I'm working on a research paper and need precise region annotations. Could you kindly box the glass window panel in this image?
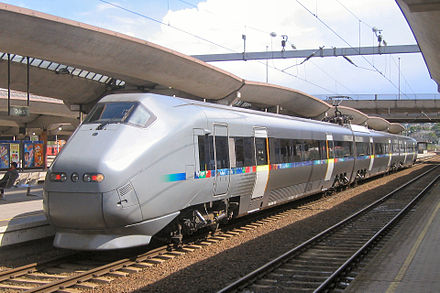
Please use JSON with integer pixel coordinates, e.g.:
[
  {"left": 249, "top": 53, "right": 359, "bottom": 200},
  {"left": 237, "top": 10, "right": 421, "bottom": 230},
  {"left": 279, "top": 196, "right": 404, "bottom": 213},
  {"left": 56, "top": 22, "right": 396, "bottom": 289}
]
[
  {"left": 215, "top": 136, "right": 229, "bottom": 169},
  {"left": 255, "top": 138, "right": 268, "bottom": 165},
  {"left": 198, "top": 135, "right": 214, "bottom": 171}
]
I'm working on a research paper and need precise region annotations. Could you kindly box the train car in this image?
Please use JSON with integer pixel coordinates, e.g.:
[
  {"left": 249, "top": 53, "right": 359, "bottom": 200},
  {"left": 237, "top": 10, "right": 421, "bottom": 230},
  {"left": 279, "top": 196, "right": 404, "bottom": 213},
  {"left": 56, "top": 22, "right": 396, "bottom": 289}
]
[{"left": 43, "top": 93, "right": 417, "bottom": 250}]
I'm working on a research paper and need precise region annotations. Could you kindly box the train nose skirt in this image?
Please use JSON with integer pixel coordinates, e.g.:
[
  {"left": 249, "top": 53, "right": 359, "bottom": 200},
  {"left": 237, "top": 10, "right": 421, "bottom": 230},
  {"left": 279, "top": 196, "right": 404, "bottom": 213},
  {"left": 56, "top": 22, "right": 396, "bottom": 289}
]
[{"left": 54, "top": 232, "right": 151, "bottom": 250}]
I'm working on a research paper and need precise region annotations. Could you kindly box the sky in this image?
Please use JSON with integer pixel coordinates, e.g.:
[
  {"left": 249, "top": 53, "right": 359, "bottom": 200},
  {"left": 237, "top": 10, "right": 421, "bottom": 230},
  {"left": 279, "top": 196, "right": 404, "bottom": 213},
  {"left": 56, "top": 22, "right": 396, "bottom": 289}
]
[{"left": 2, "top": 0, "right": 439, "bottom": 98}]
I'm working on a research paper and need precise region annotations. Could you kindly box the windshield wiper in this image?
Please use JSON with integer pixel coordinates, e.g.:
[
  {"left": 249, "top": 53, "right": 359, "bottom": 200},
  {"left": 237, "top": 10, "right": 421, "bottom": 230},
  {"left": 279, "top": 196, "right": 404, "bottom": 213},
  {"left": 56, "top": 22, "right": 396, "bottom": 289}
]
[{"left": 96, "top": 121, "right": 112, "bottom": 130}]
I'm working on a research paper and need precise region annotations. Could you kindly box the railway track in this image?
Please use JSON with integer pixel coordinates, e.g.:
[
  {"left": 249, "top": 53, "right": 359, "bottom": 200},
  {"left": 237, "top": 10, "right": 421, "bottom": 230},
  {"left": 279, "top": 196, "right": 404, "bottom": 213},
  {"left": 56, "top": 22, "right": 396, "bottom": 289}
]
[
  {"left": 0, "top": 201, "right": 318, "bottom": 292},
  {"left": 0, "top": 165, "right": 435, "bottom": 292},
  {"left": 218, "top": 165, "right": 440, "bottom": 293}
]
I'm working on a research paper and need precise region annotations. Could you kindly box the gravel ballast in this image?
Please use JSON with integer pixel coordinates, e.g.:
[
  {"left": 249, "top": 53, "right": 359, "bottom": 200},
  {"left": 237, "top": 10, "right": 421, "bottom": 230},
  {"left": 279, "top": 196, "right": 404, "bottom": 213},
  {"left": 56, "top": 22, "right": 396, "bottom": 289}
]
[{"left": 87, "top": 163, "right": 436, "bottom": 293}]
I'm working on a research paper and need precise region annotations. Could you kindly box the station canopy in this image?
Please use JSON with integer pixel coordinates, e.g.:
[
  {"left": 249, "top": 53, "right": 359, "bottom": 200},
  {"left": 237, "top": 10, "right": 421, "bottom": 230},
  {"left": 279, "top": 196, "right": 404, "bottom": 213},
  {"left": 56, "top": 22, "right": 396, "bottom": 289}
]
[
  {"left": 0, "top": 3, "right": 404, "bottom": 134},
  {"left": 397, "top": 0, "right": 440, "bottom": 91}
]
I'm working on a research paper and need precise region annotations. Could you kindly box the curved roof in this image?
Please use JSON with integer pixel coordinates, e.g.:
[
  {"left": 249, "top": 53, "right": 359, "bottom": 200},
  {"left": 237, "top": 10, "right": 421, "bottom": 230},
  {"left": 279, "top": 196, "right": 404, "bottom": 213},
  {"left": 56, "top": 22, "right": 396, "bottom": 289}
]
[
  {"left": 326, "top": 105, "right": 369, "bottom": 125},
  {"left": 0, "top": 3, "right": 244, "bottom": 105},
  {"left": 397, "top": 0, "right": 440, "bottom": 89},
  {"left": 388, "top": 123, "right": 406, "bottom": 134},
  {"left": 240, "top": 81, "right": 331, "bottom": 118},
  {"left": 366, "top": 116, "right": 391, "bottom": 131},
  {"left": 0, "top": 3, "right": 405, "bottom": 135},
  {"left": 0, "top": 91, "right": 78, "bottom": 135}
]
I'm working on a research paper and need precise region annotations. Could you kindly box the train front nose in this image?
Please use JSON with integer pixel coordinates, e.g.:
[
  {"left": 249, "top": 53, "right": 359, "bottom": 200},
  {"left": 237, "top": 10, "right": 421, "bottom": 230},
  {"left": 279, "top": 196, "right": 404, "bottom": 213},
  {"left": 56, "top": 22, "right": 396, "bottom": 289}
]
[
  {"left": 44, "top": 179, "right": 142, "bottom": 230},
  {"left": 43, "top": 169, "right": 146, "bottom": 250}
]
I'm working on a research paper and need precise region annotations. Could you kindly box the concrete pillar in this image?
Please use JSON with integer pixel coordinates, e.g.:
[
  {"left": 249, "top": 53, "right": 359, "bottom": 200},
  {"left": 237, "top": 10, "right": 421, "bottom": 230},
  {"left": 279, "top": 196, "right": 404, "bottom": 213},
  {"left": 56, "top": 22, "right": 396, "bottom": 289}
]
[{"left": 40, "top": 129, "right": 48, "bottom": 169}]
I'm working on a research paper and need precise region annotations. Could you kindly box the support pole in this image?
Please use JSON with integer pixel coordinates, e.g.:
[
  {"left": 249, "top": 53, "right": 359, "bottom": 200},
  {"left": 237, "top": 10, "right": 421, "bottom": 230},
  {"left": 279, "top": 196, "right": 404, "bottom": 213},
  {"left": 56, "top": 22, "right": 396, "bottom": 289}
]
[
  {"left": 7, "top": 53, "right": 11, "bottom": 116},
  {"left": 398, "top": 57, "right": 401, "bottom": 100},
  {"left": 27, "top": 56, "right": 30, "bottom": 106}
]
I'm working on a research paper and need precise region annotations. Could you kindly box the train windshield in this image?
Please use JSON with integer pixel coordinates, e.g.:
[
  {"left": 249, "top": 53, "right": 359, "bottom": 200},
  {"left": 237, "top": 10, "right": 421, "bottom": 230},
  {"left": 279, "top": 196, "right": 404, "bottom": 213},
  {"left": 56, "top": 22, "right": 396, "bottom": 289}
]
[{"left": 84, "top": 102, "right": 153, "bottom": 127}]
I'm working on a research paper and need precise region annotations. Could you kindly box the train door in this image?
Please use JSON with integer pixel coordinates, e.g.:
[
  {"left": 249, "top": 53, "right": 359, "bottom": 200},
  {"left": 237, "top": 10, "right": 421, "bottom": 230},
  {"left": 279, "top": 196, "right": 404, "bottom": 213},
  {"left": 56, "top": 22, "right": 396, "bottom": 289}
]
[
  {"left": 213, "top": 124, "right": 230, "bottom": 196},
  {"left": 403, "top": 141, "right": 408, "bottom": 165},
  {"left": 251, "top": 128, "right": 269, "bottom": 199},
  {"left": 387, "top": 139, "right": 392, "bottom": 169},
  {"left": 368, "top": 137, "right": 374, "bottom": 171},
  {"left": 324, "top": 134, "right": 334, "bottom": 181}
]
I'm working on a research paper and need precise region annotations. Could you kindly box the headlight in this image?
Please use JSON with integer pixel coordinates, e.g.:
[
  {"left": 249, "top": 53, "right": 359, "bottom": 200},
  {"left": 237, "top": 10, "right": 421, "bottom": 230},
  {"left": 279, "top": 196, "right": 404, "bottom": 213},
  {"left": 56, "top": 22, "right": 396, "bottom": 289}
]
[
  {"left": 71, "top": 173, "right": 79, "bottom": 182},
  {"left": 83, "top": 173, "right": 105, "bottom": 183},
  {"left": 49, "top": 172, "right": 67, "bottom": 182}
]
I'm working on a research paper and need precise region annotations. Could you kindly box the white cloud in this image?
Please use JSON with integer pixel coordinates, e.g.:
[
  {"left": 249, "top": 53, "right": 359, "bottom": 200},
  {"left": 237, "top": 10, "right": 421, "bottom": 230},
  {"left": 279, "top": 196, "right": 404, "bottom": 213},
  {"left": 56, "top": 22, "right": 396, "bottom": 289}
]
[
  {"left": 140, "top": 0, "right": 434, "bottom": 95},
  {"left": 81, "top": 0, "right": 437, "bottom": 95}
]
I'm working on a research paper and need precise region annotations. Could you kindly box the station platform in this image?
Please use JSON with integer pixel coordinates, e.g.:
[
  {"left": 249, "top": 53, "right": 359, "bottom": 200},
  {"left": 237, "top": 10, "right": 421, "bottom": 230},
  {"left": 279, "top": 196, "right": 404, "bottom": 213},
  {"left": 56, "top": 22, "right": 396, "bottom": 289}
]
[
  {"left": 346, "top": 180, "right": 440, "bottom": 292},
  {"left": 0, "top": 185, "right": 54, "bottom": 247}
]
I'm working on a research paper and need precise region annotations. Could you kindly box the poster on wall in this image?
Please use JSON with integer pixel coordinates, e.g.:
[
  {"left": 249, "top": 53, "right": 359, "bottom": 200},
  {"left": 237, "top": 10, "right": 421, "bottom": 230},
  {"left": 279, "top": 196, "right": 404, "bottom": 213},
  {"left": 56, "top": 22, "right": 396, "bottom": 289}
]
[
  {"left": 0, "top": 144, "right": 10, "bottom": 169},
  {"left": 10, "top": 143, "right": 20, "bottom": 166},
  {"left": 34, "top": 143, "right": 44, "bottom": 168},
  {"left": 23, "top": 142, "right": 34, "bottom": 168}
]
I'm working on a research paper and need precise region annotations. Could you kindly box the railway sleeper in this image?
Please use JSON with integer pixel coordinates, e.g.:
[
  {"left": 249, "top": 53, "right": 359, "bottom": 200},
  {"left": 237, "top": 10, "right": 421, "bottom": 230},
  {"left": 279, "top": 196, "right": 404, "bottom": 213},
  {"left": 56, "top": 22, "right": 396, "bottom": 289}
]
[
  {"left": 256, "top": 279, "right": 325, "bottom": 288},
  {"left": 266, "top": 273, "right": 329, "bottom": 282},
  {"left": 282, "top": 262, "right": 338, "bottom": 270},
  {"left": 89, "top": 276, "right": 114, "bottom": 284},
  {"left": 74, "top": 281, "right": 99, "bottom": 290},
  {"left": 273, "top": 269, "right": 330, "bottom": 277},
  {"left": 0, "top": 283, "right": 33, "bottom": 290}
]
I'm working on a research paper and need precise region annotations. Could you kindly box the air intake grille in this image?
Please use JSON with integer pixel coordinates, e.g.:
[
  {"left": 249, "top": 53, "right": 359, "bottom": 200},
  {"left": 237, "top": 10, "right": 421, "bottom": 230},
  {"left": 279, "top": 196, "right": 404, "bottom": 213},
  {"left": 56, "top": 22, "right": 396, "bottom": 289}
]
[{"left": 118, "top": 183, "right": 133, "bottom": 197}]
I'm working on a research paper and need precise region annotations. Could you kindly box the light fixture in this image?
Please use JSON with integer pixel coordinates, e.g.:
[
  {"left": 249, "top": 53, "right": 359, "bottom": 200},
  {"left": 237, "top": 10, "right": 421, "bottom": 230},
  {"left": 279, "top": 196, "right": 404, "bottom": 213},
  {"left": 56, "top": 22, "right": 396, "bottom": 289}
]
[
  {"left": 281, "top": 35, "right": 288, "bottom": 51},
  {"left": 56, "top": 67, "right": 71, "bottom": 75}
]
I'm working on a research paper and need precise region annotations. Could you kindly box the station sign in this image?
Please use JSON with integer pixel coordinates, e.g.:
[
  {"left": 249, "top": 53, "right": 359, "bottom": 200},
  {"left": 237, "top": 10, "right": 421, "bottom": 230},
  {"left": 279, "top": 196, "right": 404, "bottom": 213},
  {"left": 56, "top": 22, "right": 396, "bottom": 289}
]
[{"left": 10, "top": 105, "right": 30, "bottom": 117}]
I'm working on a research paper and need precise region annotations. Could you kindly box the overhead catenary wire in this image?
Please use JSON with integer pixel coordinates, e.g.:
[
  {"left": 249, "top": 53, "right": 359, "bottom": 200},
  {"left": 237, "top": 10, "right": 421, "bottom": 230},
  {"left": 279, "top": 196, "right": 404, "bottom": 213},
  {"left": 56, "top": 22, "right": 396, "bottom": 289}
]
[
  {"left": 295, "top": 0, "right": 403, "bottom": 94},
  {"left": 97, "top": 0, "right": 337, "bottom": 94},
  {"left": 332, "top": 0, "right": 416, "bottom": 98},
  {"left": 98, "top": 0, "right": 236, "bottom": 53},
  {"left": 176, "top": 0, "right": 351, "bottom": 94}
]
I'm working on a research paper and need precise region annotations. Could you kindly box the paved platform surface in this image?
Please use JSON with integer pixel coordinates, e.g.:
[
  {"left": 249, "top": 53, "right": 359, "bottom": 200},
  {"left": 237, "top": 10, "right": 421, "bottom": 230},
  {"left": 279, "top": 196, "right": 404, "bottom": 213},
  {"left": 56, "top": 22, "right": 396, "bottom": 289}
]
[
  {"left": 0, "top": 186, "right": 54, "bottom": 247},
  {"left": 346, "top": 180, "right": 440, "bottom": 292}
]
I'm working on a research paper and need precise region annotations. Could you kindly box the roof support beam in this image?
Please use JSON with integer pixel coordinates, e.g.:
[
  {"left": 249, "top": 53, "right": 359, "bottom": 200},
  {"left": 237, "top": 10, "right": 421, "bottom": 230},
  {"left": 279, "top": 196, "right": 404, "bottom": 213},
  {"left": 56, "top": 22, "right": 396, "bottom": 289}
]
[
  {"left": 192, "top": 44, "right": 421, "bottom": 62},
  {"left": 407, "top": 2, "right": 440, "bottom": 12}
]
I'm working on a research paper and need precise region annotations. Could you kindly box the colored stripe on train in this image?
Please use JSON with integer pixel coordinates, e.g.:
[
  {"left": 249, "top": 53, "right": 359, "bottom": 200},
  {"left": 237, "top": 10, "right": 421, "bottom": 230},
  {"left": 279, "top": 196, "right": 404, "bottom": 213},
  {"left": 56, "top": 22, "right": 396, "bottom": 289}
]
[{"left": 164, "top": 153, "right": 412, "bottom": 182}]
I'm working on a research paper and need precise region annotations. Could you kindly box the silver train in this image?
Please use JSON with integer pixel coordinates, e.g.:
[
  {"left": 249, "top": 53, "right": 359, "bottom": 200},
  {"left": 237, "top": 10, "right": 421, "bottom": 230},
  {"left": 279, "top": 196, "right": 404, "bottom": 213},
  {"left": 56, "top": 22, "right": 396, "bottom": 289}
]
[{"left": 43, "top": 93, "right": 417, "bottom": 250}]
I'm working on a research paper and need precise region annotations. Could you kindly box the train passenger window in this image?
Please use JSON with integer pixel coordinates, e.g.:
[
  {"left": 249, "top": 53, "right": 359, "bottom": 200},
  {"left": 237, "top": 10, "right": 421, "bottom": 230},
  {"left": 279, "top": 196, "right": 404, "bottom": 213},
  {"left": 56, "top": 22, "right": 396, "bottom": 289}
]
[
  {"left": 399, "top": 141, "right": 405, "bottom": 152},
  {"left": 269, "top": 138, "right": 292, "bottom": 164},
  {"left": 198, "top": 135, "right": 215, "bottom": 171},
  {"left": 215, "top": 136, "right": 229, "bottom": 169},
  {"left": 327, "top": 140, "right": 334, "bottom": 159},
  {"left": 334, "top": 141, "right": 352, "bottom": 158},
  {"left": 279, "top": 139, "right": 292, "bottom": 163},
  {"left": 356, "top": 142, "right": 370, "bottom": 156},
  {"left": 319, "top": 141, "right": 327, "bottom": 160},
  {"left": 384, "top": 143, "right": 390, "bottom": 153},
  {"left": 269, "top": 138, "right": 281, "bottom": 164},
  {"left": 234, "top": 137, "right": 254, "bottom": 167},
  {"left": 304, "top": 140, "right": 321, "bottom": 160},
  {"left": 374, "top": 143, "right": 383, "bottom": 155},
  {"left": 293, "top": 140, "right": 304, "bottom": 162},
  {"left": 255, "top": 138, "right": 268, "bottom": 165}
]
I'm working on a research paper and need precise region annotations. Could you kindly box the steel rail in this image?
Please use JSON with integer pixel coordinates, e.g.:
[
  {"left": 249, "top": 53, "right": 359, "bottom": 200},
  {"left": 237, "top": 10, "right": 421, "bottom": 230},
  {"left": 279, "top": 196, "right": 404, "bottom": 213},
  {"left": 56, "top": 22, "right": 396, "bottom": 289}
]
[
  {"left": 314, "top": 169, "right": 440, "bottom": 292},
  {"left": 0, "top": 254, "right": 77, "bottom": 283},
  {"left": 25, "top": 245, "right": 168, "bottom": 293},
  {"left": 218, "top": 165, "right": 439, "bottom": 293}
]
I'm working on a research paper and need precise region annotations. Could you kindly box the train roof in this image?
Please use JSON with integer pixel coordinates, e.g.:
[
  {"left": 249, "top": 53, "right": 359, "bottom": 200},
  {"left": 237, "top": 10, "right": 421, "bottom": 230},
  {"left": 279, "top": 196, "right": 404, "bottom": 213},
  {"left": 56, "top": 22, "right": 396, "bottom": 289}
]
[{"left": 98, "top": 93, "right": 409, "bottom": 138}]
